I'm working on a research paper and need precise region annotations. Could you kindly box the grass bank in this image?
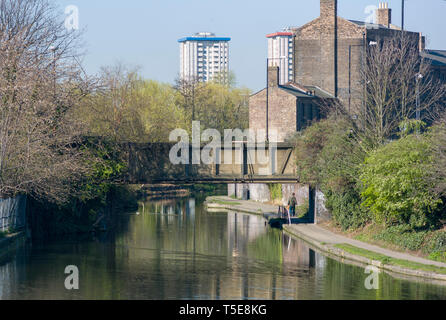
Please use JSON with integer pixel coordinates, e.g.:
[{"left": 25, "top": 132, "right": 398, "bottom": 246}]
[
  {"left": 335, "top": 243, "right": 446, "bottom": 275},
  {"left": 327, "top": 223, "right": 446, "bottom": 263}
]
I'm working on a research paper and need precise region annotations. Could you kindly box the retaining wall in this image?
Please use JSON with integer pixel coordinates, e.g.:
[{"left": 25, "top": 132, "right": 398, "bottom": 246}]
[{"left": 0, "top": 195, "right": 27, "bottom": 232}]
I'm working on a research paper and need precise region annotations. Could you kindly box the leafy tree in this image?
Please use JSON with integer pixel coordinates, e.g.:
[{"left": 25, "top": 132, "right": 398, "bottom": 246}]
[
  {"left": 360, "top": 133, "right": 442, "bottom": 228},
  {"left": 193, "top": 82, "right": 250, "bottom": 133},
  {"left": 78, "top": 64, "right": 146, "bottom": 142},
  {"left": 135, "top": 80, "right": 187, "bottom": 142},
  {"left": 293, "top": 114, "right": 369, "bottom": 229}
]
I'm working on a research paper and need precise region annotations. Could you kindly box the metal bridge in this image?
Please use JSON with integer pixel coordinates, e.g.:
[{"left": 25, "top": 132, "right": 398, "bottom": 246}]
[{"left": 125, "top": 142, "right": 297, "bottom": 184}]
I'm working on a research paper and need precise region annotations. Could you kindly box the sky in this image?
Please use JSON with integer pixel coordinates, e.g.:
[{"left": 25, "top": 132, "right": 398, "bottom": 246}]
[{"left": 56, "top": 0, "right": 446, "bottom": 92}]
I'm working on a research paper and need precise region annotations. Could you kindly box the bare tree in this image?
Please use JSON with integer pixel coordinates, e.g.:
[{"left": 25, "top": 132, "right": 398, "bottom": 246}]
[
  {"left": 358, "top": 34, "right": 446, "bottom": 145},
  {"left": 174, "top": 75, "right": 205, "bottom": 122},
  {"left": 0, "top": 0, "right": 96, "bottom": 203}
]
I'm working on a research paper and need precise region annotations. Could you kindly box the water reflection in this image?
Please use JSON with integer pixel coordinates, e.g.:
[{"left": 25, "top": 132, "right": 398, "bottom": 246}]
[{"left": 1, "top": 194, "right": 446, "bottom": 300}]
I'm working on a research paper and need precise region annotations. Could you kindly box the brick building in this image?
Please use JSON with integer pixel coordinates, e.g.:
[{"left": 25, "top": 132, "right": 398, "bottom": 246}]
[
  {"left": 249, "top": 0, "right": 439, "bottom": 143},
  {"left": 292, "top": 0, "right": 424, "bottom": 115},
  {"left": 249, "top": 66, "right": 335, "bottom": 142}
]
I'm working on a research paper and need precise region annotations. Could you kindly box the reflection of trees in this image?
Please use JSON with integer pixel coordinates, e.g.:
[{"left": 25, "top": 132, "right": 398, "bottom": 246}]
[{"left": 4, "top": 195, "right": 446, "bottom": 299}]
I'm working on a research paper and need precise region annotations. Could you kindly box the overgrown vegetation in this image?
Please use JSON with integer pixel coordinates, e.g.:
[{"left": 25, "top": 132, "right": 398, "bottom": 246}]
[
  {"left": 360, "top": 131, "right": 443, "bottom": 228},
  {"left": 268, "top": 184, "right": 283, "bottom": 202},
  {"left": 296, "top": 203, "right": 309, "bottom": 218},
  {"left": 291, "top": 115, "right": 369, "bottom": 230},
  {"left": 294, "top": 117, "right": 446, "bottom": 259},
  {"left": 0, "top": 0, "right": 251, "bottom": 237}
]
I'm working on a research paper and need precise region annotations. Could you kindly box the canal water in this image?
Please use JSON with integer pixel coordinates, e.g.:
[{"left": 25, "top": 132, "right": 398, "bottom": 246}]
[{"left": 1, "top": 193, "right": 446, "bottom": 300}]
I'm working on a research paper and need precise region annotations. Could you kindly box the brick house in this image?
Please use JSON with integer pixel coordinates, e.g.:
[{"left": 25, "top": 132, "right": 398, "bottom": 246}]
[
  {"left": 250, "top": 0, "right": 441, "bottom": 142},
  {"left": 249, "top": 66, "right": 335, "bottom": 143},
  {"left": 291, "top": 0, "right": 425, "bottom": 116}
]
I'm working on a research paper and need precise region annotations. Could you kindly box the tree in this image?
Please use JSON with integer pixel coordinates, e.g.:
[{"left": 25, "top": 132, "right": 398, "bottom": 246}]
[
  {"left": 0, "top": 0, "right": 97, "bottom": 203},
  {"left": 174, "top": 76, "right": 204, "bottom": 123},
  {"left": 292, "top": 114, "right": 369, "bottom": 230},
  {"left": 357, "top": 34, "right": 446, "bottom": 146},
  {"left": 360, "top": 133, "right": 442, "bottom": 228},
  {"left": 79, "top": 65, "right": 188, "bottom": 143},
  {"left": 174, "top": 75, "right": 250, "bottom": 133},
  {"left": 79, "top": 64, "right": 146, "bottom": 142},
  {"left": 135, "top": 80, "right": 187, "bottom": 142},
  {"left": 193, "top": 82, "right": 250, "bottom": 133}
]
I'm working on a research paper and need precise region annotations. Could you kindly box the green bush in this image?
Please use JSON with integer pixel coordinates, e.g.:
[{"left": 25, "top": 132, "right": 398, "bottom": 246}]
[
  {"left": 360, "top": 134, "right": 442, "bottom": 228},
  {"left": 293, "top": 115, "right": 369, "bottom": 229},
  {"left": 374, "top": 225, "right": 428, "bottom": 251},
  {"left": 427, "top": 232, "right": 446, "bottom": 262},
  {"left": 324, "top": 188, "right": 369, "bottom": 230}
]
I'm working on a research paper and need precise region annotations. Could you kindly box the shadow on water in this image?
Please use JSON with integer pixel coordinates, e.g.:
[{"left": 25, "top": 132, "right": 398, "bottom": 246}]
[{"left": 1, "top": 190, "right": 446, "bottom": 300}]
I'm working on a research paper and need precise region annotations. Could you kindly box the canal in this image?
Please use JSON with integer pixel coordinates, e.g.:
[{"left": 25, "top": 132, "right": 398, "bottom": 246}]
[{"left": 1, "top": 192, "right": 446, "bottom": 300}]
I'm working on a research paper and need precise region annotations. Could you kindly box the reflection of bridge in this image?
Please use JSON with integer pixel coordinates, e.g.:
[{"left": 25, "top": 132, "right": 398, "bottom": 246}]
[{"left": 125, "top": 142, "right": 297, "bottom": 184}]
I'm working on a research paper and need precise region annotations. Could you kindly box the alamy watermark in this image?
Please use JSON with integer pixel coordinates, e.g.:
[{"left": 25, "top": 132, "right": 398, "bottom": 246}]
[
  {"left": 64, "top": 265, "right": 79, "bottom": 290},
  {"left": 364, "top": 5, "right": 378, "bottom": 28},
  {"left": 364, "top": 265, "right": 380, "bottom": 290},
  {"left": 169, "top": 121, "right": 278, "bottom": 171},
  {"left": 65, "top": 5, "right": 79, "bottom": 31}
]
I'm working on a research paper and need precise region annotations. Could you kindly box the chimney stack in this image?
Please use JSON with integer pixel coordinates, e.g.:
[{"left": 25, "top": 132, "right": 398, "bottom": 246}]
[
  {"left": 377, "top": 2, "right": 392, "bottom": 28},
  {"left": 268, "top": 66, "right": 279, "bottom": 88},
  {"left": 320, "top": 0, "right": 337, "bottom": 19}
]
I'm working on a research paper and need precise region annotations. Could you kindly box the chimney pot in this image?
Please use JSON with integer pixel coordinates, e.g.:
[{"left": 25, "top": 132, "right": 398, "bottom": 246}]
[{"left": 377, "top": 2, "right": 392, "bottom": 27}]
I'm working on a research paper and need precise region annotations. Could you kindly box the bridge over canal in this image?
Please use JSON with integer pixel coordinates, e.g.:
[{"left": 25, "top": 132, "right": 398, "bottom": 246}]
[{"left": 124, "top": 142, "right": 297, "bottom": 184}]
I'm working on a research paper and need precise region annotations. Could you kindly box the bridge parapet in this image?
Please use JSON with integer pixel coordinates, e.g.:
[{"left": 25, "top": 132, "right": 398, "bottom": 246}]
[{"left": 125, "top": 142, "right": 297, "bottom": 184}]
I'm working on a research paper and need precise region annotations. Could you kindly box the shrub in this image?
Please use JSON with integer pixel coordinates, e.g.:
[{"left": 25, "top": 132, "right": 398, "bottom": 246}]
[
  {"left": 374, "top": 225, "right": 428, "bottom": 251},
  {"left": 324, "top": 188, "right": 369, "bottom": 230},
  {"left": 427, "top": 232, "right": 446, "bottom": 262},
  {"left": 294, "top": 114, "right": 369, "bottom": 229},
  {"left": 360, "top": 134, "right": 443, "bottom": 228}
]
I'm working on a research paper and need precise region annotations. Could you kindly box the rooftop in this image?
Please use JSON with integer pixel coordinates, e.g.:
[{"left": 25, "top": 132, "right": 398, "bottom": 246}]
[
  {"left": 279, "top": 82, "right": 336, "bottom": 99},
  {"left": 421, "top": 50, "right": 446, "bottom": 67},
  {"left": 266, "top": 32, "right": 294, "bottom": 38},
  {"left": 178, "top": 33, "right": 231, "bottom": 43},
  {"left": 348, "top": 19, "right": 401, "bottom": 30}
]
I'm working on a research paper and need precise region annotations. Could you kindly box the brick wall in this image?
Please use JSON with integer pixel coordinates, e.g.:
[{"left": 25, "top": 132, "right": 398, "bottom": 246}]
[
  {"left": 292, "top": 3, "right": 422, "bottom": 115},
  {"left": 294, "top": 16, "right": 364, "bottom": 108},
  {"left": 249, "top": 87, "right": 297, "bottom": 142}
]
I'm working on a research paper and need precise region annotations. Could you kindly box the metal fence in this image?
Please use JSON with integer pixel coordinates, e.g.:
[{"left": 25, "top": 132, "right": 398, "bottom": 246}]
[{"left": 0, "top": 195, "right": 26, "bottom": 232}]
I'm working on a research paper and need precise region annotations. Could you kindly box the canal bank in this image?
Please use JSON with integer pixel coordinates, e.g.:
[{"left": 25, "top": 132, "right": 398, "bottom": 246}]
[{"left": 205, "top": 196, "right": 446, "bottom": 282}]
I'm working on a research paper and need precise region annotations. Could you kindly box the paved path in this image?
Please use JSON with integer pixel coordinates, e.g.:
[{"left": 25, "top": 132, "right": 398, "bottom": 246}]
[
  {"left": 287, "top": 224, "right": 446, "bottom": 268},
  {"left": 206, "top": 196, "right": 446, "bottom": 269}
]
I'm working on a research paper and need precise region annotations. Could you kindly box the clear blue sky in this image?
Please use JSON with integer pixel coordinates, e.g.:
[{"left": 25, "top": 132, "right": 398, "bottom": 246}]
[{"left": 56, "top": 0, "right": 446, "bottom": 91}]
